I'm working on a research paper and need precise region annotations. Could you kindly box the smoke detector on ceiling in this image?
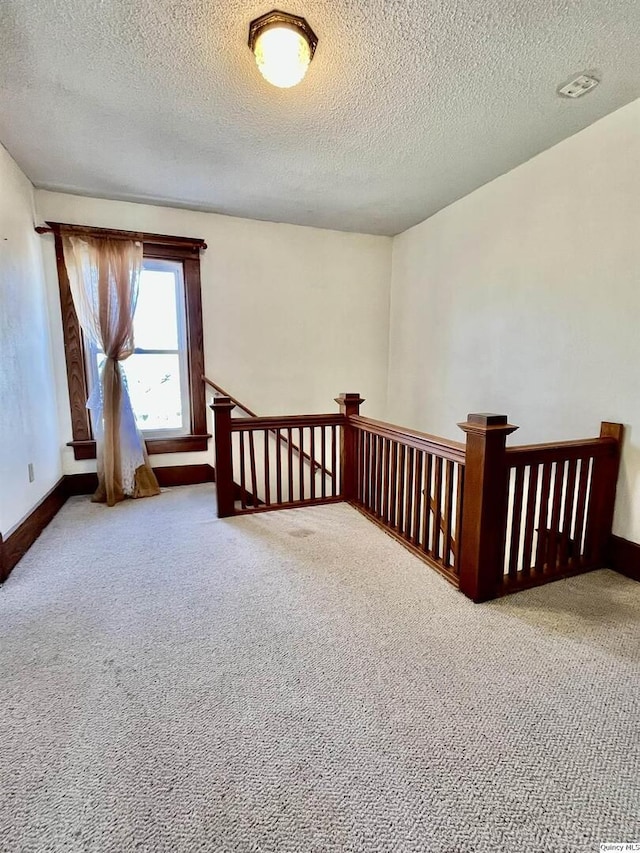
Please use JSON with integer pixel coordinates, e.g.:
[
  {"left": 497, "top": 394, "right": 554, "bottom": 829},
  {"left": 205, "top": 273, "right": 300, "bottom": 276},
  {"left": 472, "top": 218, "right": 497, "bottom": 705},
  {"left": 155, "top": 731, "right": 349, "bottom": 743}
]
[{"left": 558, "top": 74, "right": 599, "bottom": 98}]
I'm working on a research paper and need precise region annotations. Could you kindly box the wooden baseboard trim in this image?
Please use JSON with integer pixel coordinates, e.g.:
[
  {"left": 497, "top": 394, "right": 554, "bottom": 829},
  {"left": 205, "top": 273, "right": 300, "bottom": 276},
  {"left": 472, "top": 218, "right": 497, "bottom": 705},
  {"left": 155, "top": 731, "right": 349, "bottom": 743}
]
[
  {"left": 64, "top": 472, "right": 99, "bottom": 496},
  {"left": 155, "top": 464, "right": 215, "bottom": 488},
  {"left": 1, "top": 465, "right": 216, "bottom": 583},
  {"left": 608, "top": 535, "right": 640, "bottom": 582},
  {"left": 65, "top": 464, "right": 216, "bottom": 495},
  {"left": 0, "top": 478, "right": 68, "bottom": 583}
]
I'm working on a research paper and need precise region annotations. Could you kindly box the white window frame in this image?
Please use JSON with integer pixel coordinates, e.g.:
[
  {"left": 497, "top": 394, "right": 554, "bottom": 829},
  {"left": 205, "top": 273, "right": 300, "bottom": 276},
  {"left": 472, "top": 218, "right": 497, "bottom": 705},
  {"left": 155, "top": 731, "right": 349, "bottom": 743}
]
[{"left": 85, "top": 258, "right": 191, "bottom": 439}]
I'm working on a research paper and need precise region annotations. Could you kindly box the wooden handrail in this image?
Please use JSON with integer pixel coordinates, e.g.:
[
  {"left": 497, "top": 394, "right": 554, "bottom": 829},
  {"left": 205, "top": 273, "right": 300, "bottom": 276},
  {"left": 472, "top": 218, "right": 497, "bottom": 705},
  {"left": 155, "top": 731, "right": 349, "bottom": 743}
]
[
  {"left": 230, "top": 414, "right": 345, "bottom": 430},
  {"left": 202, "top": 375, "right": 258, "bottom": 417},
  {"left": 506, "top": 436, "right": 617, "bottom": 465},
  {"left": 203, "top": 375, "right": 332, "bottom": 476},
  {"left": 350, "top": 415, "right": 466, "bottom": 464}
]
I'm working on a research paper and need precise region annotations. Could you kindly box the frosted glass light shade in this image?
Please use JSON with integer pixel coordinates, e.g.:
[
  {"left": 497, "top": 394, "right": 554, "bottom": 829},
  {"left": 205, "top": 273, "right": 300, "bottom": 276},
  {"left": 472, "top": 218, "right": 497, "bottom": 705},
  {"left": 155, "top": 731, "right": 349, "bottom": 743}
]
[{"left": 253, "top": 25, "right": 312, "bottom": 88}]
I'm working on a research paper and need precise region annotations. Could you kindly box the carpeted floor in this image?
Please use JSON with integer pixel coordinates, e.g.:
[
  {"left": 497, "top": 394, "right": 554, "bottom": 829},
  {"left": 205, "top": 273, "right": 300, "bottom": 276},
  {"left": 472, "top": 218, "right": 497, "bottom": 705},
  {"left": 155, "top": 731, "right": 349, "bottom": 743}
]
[{"left": 1, "top": 484, "right": 639, "bottom": 853}]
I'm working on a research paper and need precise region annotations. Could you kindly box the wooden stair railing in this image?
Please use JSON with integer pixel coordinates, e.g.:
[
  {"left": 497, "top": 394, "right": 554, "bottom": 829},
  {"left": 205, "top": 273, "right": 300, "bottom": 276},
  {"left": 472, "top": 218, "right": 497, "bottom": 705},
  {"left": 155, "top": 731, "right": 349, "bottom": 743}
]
[
  {"left": 347, "top": 410, "right": 466, "bottom": 587},
  {"left": 203, "top": 375, "right": 331, "bottom": 478},
  {"left": 211, "top": 390, "right": 624, "bottom": 603},
  {"left": 212, "top": 396, "right": 344, "bottom": 516},
  {"left": 457, "top": 415, "right": 623, "bottom": 601}
]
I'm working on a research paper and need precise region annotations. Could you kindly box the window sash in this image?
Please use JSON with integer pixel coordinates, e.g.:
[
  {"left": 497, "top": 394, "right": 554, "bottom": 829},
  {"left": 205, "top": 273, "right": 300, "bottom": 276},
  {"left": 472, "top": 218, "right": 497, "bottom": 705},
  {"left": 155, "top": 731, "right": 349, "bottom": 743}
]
[{"left": 85, "top": 258, "right": 191, "bottom": 438}]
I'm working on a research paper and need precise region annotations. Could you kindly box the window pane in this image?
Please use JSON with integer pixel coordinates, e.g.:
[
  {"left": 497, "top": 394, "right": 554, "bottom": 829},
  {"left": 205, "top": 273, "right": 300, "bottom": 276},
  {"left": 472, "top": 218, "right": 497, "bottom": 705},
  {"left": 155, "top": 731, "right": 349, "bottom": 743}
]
[
  {"left": 134, "top": 268, "right": 179, "bottom": 350},
  {"left": 89, "top": 259, "right": 190, "bottom": 435},
  {"left": 120, "top": 353, "right": 184, "bottom": 431}
]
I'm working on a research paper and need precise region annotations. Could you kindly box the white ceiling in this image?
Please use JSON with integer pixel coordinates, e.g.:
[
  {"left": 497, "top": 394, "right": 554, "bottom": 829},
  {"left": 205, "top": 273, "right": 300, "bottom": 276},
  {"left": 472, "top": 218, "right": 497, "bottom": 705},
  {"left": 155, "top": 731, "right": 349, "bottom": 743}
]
[{"left": 1, "top": 0, "right": 639, "bottom": 236}]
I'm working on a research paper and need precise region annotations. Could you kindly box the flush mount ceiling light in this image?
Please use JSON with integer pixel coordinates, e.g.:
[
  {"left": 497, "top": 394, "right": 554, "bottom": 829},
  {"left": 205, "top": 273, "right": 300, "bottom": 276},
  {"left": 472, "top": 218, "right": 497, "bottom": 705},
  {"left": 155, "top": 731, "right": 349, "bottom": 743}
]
[{"left": 248, "top": 9, "right": 318, "bottom": 89}]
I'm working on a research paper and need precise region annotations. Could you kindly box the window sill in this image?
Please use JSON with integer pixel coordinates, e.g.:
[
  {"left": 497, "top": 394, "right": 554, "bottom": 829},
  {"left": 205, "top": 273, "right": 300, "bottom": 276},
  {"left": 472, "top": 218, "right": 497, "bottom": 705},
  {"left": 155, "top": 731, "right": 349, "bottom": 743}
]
[{"left": 67, "top": 434, "right": 211, "bottom": 461}]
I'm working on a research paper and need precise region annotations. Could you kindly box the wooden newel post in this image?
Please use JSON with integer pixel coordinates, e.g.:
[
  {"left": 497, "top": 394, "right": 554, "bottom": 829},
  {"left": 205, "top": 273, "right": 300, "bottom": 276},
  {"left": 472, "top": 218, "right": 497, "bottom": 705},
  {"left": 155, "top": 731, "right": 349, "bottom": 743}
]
[
  {"left": 589, "top": 421, "right": 624, "bottom": 566},
  {"left": 457, "top": 413, "right": 519, "bottom": 602},
  {"left": 211, "top": 395, "right": 236, "bottom": 518},
  {"left": 335, "top": 393, "right": 365, "bottom": 501}
]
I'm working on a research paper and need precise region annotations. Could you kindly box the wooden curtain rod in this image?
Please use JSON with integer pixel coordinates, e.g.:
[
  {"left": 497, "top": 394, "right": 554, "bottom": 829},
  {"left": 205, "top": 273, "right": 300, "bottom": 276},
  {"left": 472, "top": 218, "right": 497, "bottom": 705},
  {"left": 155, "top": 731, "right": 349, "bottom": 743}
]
[{"left": 35, "top": 221, "right": 207, "bottom": 250}]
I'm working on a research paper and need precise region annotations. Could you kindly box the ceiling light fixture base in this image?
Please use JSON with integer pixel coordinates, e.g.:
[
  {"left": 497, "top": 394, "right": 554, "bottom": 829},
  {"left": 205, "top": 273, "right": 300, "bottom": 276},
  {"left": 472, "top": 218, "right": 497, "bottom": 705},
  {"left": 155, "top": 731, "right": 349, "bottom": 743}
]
[
  {"left": 248, "top": 10, "right": 318, "bottom": 60},
  {"left": 557, "top": 73, "right": 600, "bottom": 99}
]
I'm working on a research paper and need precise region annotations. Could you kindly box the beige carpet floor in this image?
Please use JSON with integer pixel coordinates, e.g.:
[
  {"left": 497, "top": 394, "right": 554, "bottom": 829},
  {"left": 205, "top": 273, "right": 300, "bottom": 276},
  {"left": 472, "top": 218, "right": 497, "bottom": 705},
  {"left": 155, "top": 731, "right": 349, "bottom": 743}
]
[{"left": 1, "top": 484, "right": 639, "bottom": 852}]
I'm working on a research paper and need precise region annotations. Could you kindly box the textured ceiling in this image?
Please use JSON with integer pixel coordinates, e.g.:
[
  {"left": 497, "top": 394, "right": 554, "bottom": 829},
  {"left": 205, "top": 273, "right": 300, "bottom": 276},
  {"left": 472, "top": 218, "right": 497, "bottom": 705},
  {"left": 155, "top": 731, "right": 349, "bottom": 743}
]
[{"left": 1, "top": 0, "right": 639, "bottom": 235}]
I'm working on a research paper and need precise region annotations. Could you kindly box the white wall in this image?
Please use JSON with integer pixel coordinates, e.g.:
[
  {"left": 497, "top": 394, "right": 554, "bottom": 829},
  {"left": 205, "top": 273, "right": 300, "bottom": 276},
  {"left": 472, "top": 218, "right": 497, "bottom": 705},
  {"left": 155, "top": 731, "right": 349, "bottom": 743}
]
[
  {"left": 0, "top": 145, "right": 62, "bottom": 536},
  {"left": 387, "top": 99, "right": 640, "bottom": 542},
  {"left": 35, "top": 192, "right": 392, "bottom": 475}
]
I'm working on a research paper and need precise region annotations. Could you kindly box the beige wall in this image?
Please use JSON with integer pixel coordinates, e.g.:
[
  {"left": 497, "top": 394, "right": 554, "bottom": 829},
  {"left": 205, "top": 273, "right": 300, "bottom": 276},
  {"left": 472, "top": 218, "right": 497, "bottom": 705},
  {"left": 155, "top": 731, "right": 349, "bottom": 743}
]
[
  {"left": 0, "top": 146, "right": 62, "bottom": 535},
  {"left": 35, "top": 191, "right": 393, "bottom": 475},
  {"left": 387, "top": 99, "right": 640, "bottom": 542}
]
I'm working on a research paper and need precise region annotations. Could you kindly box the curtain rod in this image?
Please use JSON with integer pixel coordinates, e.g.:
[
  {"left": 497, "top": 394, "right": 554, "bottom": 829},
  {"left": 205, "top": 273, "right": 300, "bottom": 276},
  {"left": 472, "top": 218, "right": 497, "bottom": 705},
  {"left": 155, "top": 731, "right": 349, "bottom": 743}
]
[{"left": 35, "top": 221, "right": 207, "bottom": 251}]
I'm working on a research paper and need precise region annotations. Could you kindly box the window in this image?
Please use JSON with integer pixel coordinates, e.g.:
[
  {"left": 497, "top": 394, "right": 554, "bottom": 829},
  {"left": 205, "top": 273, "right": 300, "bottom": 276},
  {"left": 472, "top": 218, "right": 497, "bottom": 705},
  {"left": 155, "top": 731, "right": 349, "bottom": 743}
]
[
  {"left": 86, "top": 259, "right": 190, "bottom": 437},
  {"left": 52, "top": 224, "right": 208, "bottom": 459}
]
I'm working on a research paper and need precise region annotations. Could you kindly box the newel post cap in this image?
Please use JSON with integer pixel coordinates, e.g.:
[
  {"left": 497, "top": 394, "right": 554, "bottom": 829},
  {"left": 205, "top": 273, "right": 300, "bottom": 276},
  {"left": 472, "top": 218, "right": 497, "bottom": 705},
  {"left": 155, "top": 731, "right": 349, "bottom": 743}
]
[
  {"left": 457, "top": 413, "right": 519, "bottom": 437},
  {"left": 335, "top": 393, "right": 365, "bottom": 418},
  {"left": 210, "top": 395, "right": 235, "bottom": 412},
  {"left": 335, "top": 392, "right": 365, "bottom": 405},
  {"left": 335, "top": 392, "right": 365, "bottom": 413}
]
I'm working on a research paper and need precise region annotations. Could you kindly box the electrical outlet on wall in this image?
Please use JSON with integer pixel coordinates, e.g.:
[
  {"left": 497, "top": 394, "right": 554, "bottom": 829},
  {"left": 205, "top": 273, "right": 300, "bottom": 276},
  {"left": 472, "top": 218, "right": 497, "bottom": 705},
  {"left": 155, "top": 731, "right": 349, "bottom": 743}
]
[{"left": 28, "top": 463, "right": 35, "bottom": 483}]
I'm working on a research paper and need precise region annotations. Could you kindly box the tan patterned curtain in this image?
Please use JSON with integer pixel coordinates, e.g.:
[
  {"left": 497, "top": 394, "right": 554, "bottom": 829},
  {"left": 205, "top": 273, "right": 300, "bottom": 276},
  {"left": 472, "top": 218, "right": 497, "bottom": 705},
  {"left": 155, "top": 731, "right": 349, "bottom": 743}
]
[{"left": 62, "top": 235, "right": 160, "bottom": 506}]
